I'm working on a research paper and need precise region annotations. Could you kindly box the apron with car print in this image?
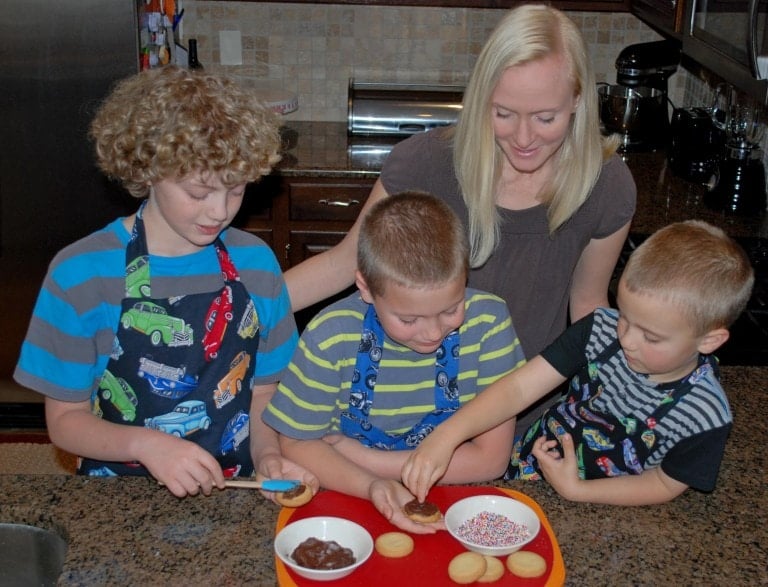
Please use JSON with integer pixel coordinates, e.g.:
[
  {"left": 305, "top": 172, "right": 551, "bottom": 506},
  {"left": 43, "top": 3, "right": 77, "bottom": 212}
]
[
  {"left": 339, "top": 304, "right": 461, "bottom": 450},
  {"left": 79, "top": 201, "right": 259, "bottom": 478},
  {"left": 508, "top": 340, "right": 718, "bottom": 480}
]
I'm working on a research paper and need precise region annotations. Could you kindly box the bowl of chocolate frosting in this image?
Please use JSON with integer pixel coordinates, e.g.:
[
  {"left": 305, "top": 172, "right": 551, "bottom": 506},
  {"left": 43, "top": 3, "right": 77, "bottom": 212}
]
[{"left": 274, "top": 516, "right": 374, "bottom": 581}]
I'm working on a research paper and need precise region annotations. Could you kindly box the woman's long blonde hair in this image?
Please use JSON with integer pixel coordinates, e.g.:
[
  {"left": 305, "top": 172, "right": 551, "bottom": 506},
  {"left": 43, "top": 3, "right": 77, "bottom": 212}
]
[{"left": 454, "top": 4, "right": 617, "bottom": 267}]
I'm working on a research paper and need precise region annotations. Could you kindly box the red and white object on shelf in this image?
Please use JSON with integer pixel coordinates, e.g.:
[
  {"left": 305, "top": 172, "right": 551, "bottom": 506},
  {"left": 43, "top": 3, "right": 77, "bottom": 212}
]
[{"left": 255, "top": 89, "right": 299, "bottom": 115}]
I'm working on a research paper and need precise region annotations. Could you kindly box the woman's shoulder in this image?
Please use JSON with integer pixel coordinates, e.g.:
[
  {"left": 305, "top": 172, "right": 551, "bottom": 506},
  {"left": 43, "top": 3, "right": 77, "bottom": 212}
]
[
  {"left": 598, "top": 154, "right": 636, "bottom": 191},
  {"left": 382, "top": 128, "right": 457, "bottom": 196}
]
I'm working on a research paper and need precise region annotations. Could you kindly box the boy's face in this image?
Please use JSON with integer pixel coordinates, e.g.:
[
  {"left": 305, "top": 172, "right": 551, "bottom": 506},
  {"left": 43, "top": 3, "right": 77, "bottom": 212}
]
[
  {"left": 358, "top": 274, "right": 466, "bottom": 355},
  {"left": 143, "top": 172, "right": 246, "bottom": 256},
  {"left": 615, "top": 280, "right": 710, "bottom": 383}
]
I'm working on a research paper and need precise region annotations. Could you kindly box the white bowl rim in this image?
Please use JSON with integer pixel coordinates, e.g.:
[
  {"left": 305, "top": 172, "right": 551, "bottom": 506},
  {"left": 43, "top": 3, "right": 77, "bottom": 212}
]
[
  {"left": 274, "top": 516, "right": 374, "bottom": 576},
  {"left": 444, "top": 494, "right": 541, "bottom": 553}
]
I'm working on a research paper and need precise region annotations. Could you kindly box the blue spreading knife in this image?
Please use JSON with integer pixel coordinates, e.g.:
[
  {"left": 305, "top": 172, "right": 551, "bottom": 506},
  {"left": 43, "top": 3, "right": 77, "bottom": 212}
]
[{"left": 224, "top": 479, "right": 301, "bottom": 491}]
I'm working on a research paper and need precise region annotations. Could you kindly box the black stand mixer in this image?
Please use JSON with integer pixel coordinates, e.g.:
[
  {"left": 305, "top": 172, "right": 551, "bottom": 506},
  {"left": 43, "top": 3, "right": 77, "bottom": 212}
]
[
  {"left": 599, "top": 40, "right": 681, "bottom": 152},
  {"left": 704, "top": 84, "right": 767, "bottom": 216}
]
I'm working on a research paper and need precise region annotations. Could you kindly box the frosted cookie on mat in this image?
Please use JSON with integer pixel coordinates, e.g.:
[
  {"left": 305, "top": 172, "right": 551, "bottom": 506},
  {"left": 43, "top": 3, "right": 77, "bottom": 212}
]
[
  {"left": 402, "top": 498, "right": 442, "bottom": 523},
  {"left": 275, "top": 483, "right": 313, "bottom": 507}
]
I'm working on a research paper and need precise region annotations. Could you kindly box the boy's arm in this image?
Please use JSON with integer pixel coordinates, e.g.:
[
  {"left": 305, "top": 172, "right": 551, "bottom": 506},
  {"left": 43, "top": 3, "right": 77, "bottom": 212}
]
[
  {"left": 326, "top": 416, "right": 515, "bottom": 483},
  {"left": 279, "top": 434, "right": 439, "bottom": 534},
  {"left": 532, "top": 434, "right": 688, "bottom": 505},
  {"left": 402, "top": 355, "right": 567, "bottom": 501},
  {"left": 250, "top": 384, "right": 320, "bottom": 500},
  {"left": 279, "top": 434, "right": 379, "bottom": 499},
  {"left": 45, "top": 396, "right": 227, "bottom": 497}
]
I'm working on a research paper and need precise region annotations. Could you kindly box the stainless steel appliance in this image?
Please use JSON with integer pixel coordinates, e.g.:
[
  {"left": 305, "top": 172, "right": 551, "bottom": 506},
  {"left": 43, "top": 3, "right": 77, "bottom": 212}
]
[
  {"left": 347, "top": 80, "right": 464, "bottom": 136},
  {"left": 705, "top": 84, "right": 767, "bottom": 215},
  {"left": 683, "top": 0, "right": 768, "bottom": 103},
  {"left": 600, "top": 40, "right": 680, "bottom": 152},
  {"left": 347, "top": 80, "right": 464, "bottom": 167},
  {"left": 0, "top": 0, "right": 140, "bottom": 413}
]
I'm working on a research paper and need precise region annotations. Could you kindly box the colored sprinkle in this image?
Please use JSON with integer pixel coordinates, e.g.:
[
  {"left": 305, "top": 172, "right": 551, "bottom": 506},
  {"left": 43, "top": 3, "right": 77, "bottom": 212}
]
[{"left": 456, "top": 511, "right": 530, "bottom": 547}]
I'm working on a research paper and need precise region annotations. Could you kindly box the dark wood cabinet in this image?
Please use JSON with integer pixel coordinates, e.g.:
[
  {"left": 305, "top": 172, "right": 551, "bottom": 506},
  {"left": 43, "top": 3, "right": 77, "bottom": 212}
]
[
  {"left": 630, "top": 0, "right": 685, "bottom": 38},
  {"left": 211, "top": 0, "right": 630, "bottom": 11},
  {"left": 233, "top": 173, "right": 376, "bottom": 328},
  {"left": 235, "top": 174, "right": 375, "bottom": 271}
]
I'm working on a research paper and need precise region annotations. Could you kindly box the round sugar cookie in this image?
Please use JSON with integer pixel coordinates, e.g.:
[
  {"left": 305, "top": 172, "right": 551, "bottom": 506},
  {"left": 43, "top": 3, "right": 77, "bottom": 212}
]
[
  {"left": 448, "top": 551, "right": 487, "bottom": 584},
  {"left": 375, "top": 531, "right": 415, "bottom": 558},
  {"left": 506, "top": 550, "right": 547, "bottom": 578},
  {"left": 477, "top": 555, "right": 505, "bottom": 583},
  {"left": 275, "top": 483, "right": 313, "bottom": 507}
]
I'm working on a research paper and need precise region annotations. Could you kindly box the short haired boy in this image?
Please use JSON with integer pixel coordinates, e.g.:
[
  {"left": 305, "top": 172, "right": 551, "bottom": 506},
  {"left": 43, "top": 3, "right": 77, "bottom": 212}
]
[
  {"left": 402, "top": 220, "right": 754, "bottom": 506},
  {"left": 264, "top": 191, "right": 526, "bottom": 532}
]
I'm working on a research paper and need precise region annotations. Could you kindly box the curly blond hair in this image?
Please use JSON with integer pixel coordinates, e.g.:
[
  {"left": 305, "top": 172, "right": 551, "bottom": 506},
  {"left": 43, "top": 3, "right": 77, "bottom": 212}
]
[{"left": 89, "top": 66, "right": 281, "bottom": 198}]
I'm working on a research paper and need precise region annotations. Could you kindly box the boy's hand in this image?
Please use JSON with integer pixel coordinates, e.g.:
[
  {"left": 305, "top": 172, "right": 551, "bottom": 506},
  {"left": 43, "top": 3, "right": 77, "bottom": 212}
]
[
  {"left": 369, "top": 479, "right": 444, "bottom": 535},
  {"left": 141, "top": 433, "right": 226, "bottom": 498},
  {"left": 256, "top": 452, "right": 320, "bottom": 504},
  {"left": 530, "top": 434, "right": 582, "bottom": 500},
  {"left": 400, "top": 439, "right": 453, "bottom": 502}
]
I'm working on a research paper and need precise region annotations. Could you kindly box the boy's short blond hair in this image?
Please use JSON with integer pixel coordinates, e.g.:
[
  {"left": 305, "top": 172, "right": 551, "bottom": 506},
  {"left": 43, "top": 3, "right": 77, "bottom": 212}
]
[
  {"left": 89, "top": 66, "right": 281, "bottom": 199},
  {"left": 621, "top": 220, "right": 754, "bottom": 334},
  {"left": 357, "top": 191, "right": 469, "bottom": 297}
]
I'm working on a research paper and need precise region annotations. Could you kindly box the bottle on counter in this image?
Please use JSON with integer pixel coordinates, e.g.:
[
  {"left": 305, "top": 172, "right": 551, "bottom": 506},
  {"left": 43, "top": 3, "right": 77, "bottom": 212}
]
[{"left": 188, "top": 38, "right": 203, "bottom": 70}]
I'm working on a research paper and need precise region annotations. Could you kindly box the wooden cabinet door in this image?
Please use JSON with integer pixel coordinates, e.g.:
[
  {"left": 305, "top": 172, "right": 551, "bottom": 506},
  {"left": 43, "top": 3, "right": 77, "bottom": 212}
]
[{"left": 284, "top": 176, "right": 376, "bottom": 267}]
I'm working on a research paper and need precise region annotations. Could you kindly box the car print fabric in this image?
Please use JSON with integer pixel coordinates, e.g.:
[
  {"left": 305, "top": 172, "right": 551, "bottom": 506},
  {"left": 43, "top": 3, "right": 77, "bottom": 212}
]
[{"left": 79, "top": 202, "right": 259, "bottom": 477}]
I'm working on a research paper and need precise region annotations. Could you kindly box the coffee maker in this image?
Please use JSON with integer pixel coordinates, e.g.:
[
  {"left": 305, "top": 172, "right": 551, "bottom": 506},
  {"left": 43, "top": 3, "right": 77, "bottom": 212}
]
[
  {"left": 604, "top": 40, "right": 681, "bottom": 151},
  {"left": 704, "top": 84, "right": 767, "bottom": 216}
]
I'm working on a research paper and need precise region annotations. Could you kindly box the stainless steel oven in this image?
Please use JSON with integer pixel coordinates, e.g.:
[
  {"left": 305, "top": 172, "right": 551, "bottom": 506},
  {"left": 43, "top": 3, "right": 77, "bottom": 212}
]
[{"left": 683, "top": 0, "right": 768, "bottom": 102}]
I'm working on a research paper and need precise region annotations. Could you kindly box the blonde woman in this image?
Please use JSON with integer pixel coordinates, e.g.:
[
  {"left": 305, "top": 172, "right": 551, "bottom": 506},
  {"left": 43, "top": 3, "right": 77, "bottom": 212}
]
[{"left": 285, "top": 5, "right": 635, "bottom": 430}]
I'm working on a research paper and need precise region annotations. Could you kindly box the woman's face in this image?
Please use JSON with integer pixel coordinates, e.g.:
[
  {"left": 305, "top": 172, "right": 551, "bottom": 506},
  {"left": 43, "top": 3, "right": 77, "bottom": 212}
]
[{"left": 490, "top": 53, "right": 579, "bottom": 176}]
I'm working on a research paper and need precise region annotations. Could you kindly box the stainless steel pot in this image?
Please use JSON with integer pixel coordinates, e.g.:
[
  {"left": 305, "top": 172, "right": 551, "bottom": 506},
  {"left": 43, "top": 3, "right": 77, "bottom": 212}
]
[{"left": 598, "top": 83, "right": 666, "bottom": 135}]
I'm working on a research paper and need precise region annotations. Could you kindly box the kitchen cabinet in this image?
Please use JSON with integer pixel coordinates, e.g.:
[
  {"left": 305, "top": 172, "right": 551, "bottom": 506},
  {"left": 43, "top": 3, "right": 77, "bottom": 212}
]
[
  {"left": 210, "top": 0, "right": 631, "bottom": 13},
  {"left": 630, "top": 0, "right": 685, "bottom": 38},
  {"left": 234, "top": 173, "right": 376, "bottom": 328},
  {"left": 237, "top": 175, "right": 375, "bottom": 271}
]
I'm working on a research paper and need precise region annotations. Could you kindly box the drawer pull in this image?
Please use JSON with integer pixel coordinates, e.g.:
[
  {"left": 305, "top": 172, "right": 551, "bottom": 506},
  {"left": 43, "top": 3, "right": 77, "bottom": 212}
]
[{"left": 319, "top": 198, "right": 360, "bottom": 208}]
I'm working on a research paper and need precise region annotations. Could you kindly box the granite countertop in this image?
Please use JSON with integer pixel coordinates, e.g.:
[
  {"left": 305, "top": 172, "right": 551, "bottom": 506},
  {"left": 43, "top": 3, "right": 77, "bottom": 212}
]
[
  {"left": 276, "top": 121, "right": 768, "bottom": 240},
  {"left": 1, "top": 366, "right": 766, "bottom": 585},
  {"left": 3, "top": 126, "right": 765, "bottom": 585}
]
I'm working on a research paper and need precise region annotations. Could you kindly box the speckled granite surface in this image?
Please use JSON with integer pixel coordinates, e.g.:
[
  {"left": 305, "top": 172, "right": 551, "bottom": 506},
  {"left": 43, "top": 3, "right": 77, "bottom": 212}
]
[
  {"left": 2, "top": 127, "right": 765, "bottom": 585},
  {"left": 0, "top": 366, "right": 765, "bottom": 585}
]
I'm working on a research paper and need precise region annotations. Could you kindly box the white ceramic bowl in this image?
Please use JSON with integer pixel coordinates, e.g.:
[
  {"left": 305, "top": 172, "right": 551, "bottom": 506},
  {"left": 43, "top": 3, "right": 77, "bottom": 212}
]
[
  {"left": 445, "top": 495, "right": 541, "bottom": 556},
  {"left": 274, "top": 516, "right": 373, "bottom": 581}
]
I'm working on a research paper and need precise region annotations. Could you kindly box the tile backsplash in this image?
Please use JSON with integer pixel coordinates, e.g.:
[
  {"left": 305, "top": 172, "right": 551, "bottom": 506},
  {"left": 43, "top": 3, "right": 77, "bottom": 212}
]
[
  {"left": 179, "top": 2, "right": 768, "bottom": 174},
  {"left": 181, "top": 2, "right": 676, "bottom": 122}
]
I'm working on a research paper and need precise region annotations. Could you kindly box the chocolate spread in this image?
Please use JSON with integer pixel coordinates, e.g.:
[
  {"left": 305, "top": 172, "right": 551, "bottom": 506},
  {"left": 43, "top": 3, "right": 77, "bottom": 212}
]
[
  {"left": 281, "top": 484, "right": 306, "bottom": 499},
  {"left": 291, "top": 537, "right": 355, "bottom": 570},
  {"left": 403, "top": 499, "right": 439, "bottom": 516}
]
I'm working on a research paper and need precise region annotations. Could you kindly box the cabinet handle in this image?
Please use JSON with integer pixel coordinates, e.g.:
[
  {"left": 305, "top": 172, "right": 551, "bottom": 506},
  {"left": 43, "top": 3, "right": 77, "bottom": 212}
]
[{"left": 319, "top": 198, "right": 360, "bottom": 208}]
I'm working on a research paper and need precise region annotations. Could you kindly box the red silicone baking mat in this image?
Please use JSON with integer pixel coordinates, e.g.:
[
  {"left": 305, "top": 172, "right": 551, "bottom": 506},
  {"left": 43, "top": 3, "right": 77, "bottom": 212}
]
[{"left": 275, "top": 485, "right": 565, "bottom": 586}]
